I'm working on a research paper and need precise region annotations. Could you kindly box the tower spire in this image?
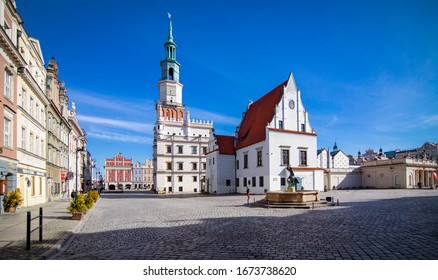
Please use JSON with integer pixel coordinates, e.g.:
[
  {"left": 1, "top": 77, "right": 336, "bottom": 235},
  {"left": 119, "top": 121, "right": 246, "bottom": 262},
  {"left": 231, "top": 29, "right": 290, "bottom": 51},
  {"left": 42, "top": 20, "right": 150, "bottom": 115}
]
[
  {"left": 158, "top": 13, "right": 183, "bottom": 106},
  {"left": 167, "top": 12, "right": 173, "bottom": 43}
]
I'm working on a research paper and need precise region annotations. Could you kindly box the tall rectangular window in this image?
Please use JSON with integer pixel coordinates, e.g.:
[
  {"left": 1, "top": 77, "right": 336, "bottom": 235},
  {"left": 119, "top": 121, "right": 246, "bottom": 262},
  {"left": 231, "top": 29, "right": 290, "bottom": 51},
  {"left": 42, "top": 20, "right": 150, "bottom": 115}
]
[
  {"left": 166, "top": 145, "right": 172, "bottom": 153},
  {"left": 177, "top": 145, "right": 183, "bottom": 154},
  {"left": 259, "top": 176, "right": 264, "bottom": 187},
  {"left": 281, "top": 177, "right": 286, "bottom": 186},
  {"left": 300, "top": 150, "right": 307, "bottom": 166},
  {"left": 29, "top": 97, "right": 34, "bottom": 116},
  {"left": 282, "top": 149, "right": 289, "bottom": 165},
  {"left": 21, "top": 127, "right": 26, "bottom": 149},
  {"left": 236, "top": 160, "right": 239, "bottom": 170},
  {"left": 36, "top": 103, "right": 40, "bottom": 121},
  {"left": 31, "top": 177, "right": 35, "bottom": 196},
  {"left": 192, "top": 176, "right": 197, "bottom": 182},
  {"left": 202, "top": 146, "right": 207, "bottom": 154},
  {"left": 257, "top": 150, "right": 262, "bottom": 166},
  {"left": 243, "top": 178, "right": 247, "bottom": 187},
  {"left": 192, "top": 162, "right": 197, "bottom": 170},
  {"left": 4, "top": 70, "right": 12, "bottom": 99},
  {"left": 243, "top": 154, "right": 248, "bottom": 169},
  {"left": 166, "top": 162, "right": 172, "bottom": 170},
  {"left": 279, "top": 120, "right": 283, "bottom": 129},
  {"left": 177, "top": 162, "right": 183, "bottom": 170},
  {"left": 21, "top": 88, "right": 26, "bottom": 108},
  {"left": 3, "top": 117, "right": 11, "bottom": 147},
  {"left": 235, "top": 178, "right": 239, "bottom": 187},
  {"left": 35, "top": 136, "right": 39, "bottom": 155},
  {"left": 191, "top": 146, "right": 197, "bottom": 154},
  {"left": 252, "top": 177, "right": 256, "bottom": 187}
]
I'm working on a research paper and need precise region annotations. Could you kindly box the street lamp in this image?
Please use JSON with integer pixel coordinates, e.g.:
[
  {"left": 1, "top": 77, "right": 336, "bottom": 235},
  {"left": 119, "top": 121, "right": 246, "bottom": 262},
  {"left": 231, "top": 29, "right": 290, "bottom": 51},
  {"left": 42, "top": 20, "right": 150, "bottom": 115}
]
[{"left": 75, "top": 146, "right": 85, "bottom": 194}]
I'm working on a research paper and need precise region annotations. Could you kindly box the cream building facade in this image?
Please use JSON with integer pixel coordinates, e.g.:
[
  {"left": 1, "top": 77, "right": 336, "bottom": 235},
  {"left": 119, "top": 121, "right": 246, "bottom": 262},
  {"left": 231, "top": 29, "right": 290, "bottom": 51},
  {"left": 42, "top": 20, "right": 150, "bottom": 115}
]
[
  {"left": 45, "top": 57, "right": 70, "bottom": 201},
  {"left": 142, "top": 159, "right": 153, "bottom": 189},
  {"left": 16, "top": 34, "right": 49, "bottom": 206}
]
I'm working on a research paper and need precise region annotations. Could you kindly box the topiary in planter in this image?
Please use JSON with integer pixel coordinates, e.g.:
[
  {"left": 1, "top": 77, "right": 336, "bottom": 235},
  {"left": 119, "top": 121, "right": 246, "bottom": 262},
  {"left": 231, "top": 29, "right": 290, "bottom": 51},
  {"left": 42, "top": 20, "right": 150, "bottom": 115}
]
[
  {"left": 88, "top": 189, "right": 100, "bottom": 202},
  {"left": 84, "top": 192, "right": 94, "bottom": 209},
  {"left": 4, "top": 188, "right": 23, "bottom": 212},
  {"left": 67, "top": 192, "right": 87, "bottom": 214}
]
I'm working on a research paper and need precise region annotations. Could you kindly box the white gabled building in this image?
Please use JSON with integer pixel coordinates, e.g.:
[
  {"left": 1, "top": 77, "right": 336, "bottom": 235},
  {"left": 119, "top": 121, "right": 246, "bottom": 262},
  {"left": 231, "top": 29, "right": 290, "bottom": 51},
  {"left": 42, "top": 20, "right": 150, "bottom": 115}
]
[
  {"left": 317, "top": 143, "right": 361, "bottom": 190},
  {"left": 153, "top": 16, "right": 212, "bottom": 193},
  {"left": 206, "top": 73, "right": 324, "bottom": 195},
  {"left": 206, "top": 135, "right": 236, "bottom": 194}
]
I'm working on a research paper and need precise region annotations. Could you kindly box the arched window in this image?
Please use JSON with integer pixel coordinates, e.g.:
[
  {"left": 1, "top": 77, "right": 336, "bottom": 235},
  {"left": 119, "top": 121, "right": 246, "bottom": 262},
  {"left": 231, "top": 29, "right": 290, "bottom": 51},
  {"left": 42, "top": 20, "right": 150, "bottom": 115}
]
[{"left": 168, "top": 68, "right": 174, "bottom": 80}]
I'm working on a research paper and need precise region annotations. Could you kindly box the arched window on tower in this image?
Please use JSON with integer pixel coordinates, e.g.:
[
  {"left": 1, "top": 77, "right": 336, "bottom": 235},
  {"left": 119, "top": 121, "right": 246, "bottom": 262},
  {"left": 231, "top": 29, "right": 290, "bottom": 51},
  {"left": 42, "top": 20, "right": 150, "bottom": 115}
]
[{"left": 168, "top": 68, "right": 174, "bottom": 80}]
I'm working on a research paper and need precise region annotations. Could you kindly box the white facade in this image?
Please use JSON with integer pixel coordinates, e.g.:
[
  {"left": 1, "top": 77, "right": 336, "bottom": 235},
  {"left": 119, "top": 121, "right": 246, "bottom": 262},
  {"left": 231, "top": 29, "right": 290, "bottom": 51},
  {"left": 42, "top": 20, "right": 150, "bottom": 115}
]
[
  {"left": 68, "top": 102, "right": 86, "bottom": 195},
  {"left": 133, "top": 161, "right": 142, "bottom": 189},
  {"left": 318, "top": 146, "right": 362, "bottom": 190},
  {"left": 206, "top": 136, "right": 236, "bottom": 194},
  {"left": 154, "top": 131, "right": 211, "bottom": 193},
  {"left": 207, "top": 73, "right": 324, "bottom": 195},
  {"left": 153, "top": 17, "right": 212, "bottom": 193},
  {"left": 16, "top": 35, "right": 49, "bottom": 206}
]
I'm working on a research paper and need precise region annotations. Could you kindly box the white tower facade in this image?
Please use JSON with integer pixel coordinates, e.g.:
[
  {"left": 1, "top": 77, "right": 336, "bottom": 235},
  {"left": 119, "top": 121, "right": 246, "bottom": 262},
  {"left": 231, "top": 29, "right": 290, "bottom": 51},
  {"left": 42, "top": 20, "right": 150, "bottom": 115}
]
[{"left": 153, "top": 15, "right": 213, "bottom": 193}]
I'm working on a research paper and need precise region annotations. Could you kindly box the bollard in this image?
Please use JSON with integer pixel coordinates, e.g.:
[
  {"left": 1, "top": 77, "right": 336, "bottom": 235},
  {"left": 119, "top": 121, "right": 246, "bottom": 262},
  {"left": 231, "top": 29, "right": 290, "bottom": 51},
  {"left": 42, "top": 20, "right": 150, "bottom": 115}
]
[
  {"left": 26, "top": 207, "right": 44, "bottom": 250},
  {"left": 312, "top": 202, "right": 314, "bottom": 209},
  {"left": 39, "top": 207, "right": 43, "bottom": 242},
  {"left": 337, "top": 199, "right": 339, "bottom": 206},
  {"left": 26, "top": 211, "right": 31, "bottom": 250}
]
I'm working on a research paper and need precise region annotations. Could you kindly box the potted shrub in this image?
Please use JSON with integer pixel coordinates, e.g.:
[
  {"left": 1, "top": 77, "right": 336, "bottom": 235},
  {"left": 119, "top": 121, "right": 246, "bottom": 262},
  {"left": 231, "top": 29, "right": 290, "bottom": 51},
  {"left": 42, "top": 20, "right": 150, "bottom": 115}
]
[
  {"left": 67, "top": 192, "right": 87, "bottom": 220},
  {"left": 3, "top": 188, "right": 23, "bottom": 213},
  {"left": 84, "top": 190, "right": 100, "bottom": 209},
  {"left": 89, "top": 189, "right": 100, "bottom": 202}
]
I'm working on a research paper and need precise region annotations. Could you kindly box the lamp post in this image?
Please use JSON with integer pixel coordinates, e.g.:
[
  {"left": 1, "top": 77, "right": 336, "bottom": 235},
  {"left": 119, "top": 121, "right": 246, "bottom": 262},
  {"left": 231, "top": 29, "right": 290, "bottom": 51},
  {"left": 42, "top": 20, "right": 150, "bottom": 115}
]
[{"left": 75, "top": 146, "right": 85, "bottom": 194}]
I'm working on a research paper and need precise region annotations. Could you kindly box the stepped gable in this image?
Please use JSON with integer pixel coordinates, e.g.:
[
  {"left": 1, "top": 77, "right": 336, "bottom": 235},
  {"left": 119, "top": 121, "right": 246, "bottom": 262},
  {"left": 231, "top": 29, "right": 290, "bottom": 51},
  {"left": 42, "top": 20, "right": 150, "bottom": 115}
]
[
  {"left": 236, "top": 80, "right": 287, "bottom": 149},
  {"left": 216, "top": 135, "right": 236, "bottom": 155}
]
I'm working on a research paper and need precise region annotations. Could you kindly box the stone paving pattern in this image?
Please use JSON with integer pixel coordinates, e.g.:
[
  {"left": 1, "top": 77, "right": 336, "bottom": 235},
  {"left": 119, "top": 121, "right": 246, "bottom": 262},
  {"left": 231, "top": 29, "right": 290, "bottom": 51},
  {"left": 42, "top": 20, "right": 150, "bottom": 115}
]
[
  {"left": 49, "top": 189, "right": 438, "bottom": 260},
  {"left": 0, "top": 200, "right": 81, "bottom": 260}
]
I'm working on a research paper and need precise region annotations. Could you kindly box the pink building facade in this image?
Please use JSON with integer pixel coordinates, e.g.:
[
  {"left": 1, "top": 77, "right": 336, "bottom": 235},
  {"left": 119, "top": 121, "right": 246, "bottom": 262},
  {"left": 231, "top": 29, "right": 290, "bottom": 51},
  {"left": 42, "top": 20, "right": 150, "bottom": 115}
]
[{"left": 104, "top": 153, "right": 132, "bottom": 190}]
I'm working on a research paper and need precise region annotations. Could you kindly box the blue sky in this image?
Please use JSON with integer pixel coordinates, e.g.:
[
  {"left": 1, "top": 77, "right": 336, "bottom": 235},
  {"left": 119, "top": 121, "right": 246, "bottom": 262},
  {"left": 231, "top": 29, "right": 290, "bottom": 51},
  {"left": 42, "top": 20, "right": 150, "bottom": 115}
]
[{"left": 17, "top": 0, "right": 438, "bottom": 172}]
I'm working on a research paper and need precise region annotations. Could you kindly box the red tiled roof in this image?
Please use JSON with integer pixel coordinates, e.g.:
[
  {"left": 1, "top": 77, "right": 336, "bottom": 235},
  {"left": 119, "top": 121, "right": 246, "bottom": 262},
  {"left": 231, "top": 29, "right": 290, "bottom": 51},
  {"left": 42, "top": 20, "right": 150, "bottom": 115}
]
[
  {"left": 216, "top": 135, "right": 236, "bottom": 155},
  {"left": 236, "top": 80, "right": 287, "bottom": 149}
]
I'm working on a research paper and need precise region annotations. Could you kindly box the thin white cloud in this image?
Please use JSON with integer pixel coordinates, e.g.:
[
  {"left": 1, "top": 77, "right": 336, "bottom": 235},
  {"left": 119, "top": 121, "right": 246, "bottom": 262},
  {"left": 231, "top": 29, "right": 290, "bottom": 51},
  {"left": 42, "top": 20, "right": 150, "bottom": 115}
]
[
  {"left": 86, "top": 131, "right": 153, "bottom": 144},
  {"left": 78, "top": 114, "right": 153, "bottom": 133},
  {"left": 421, "top": 114, "right": 438, "bottom": 126},
  {"left": 68, "top": 89, "right": 155, "bottom": 113}
]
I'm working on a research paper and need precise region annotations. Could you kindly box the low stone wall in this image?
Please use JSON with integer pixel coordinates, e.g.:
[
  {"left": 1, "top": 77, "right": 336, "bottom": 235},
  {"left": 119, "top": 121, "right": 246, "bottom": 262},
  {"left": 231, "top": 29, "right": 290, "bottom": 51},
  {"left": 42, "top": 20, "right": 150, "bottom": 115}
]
[{"left": 265, "top": 190, "right": 319, "bottom": 203}]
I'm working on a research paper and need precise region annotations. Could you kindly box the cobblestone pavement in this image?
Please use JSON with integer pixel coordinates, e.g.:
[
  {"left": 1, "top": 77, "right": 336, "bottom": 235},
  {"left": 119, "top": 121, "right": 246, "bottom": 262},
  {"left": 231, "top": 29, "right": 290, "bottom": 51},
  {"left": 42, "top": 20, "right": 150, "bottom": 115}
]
[
  {"left": 50, "top": 189, "right": 438, "bottom": 260},
  {"left": 0, "top": 200, "right": 82, "bottom": 260}
]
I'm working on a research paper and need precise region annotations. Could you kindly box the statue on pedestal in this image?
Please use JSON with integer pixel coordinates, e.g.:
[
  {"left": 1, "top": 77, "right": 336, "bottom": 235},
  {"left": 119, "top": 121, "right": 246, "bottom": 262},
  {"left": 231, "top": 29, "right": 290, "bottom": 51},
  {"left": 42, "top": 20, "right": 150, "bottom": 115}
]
[{"left": 286, "top": 165, "right": 299, "bottom": 192}]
